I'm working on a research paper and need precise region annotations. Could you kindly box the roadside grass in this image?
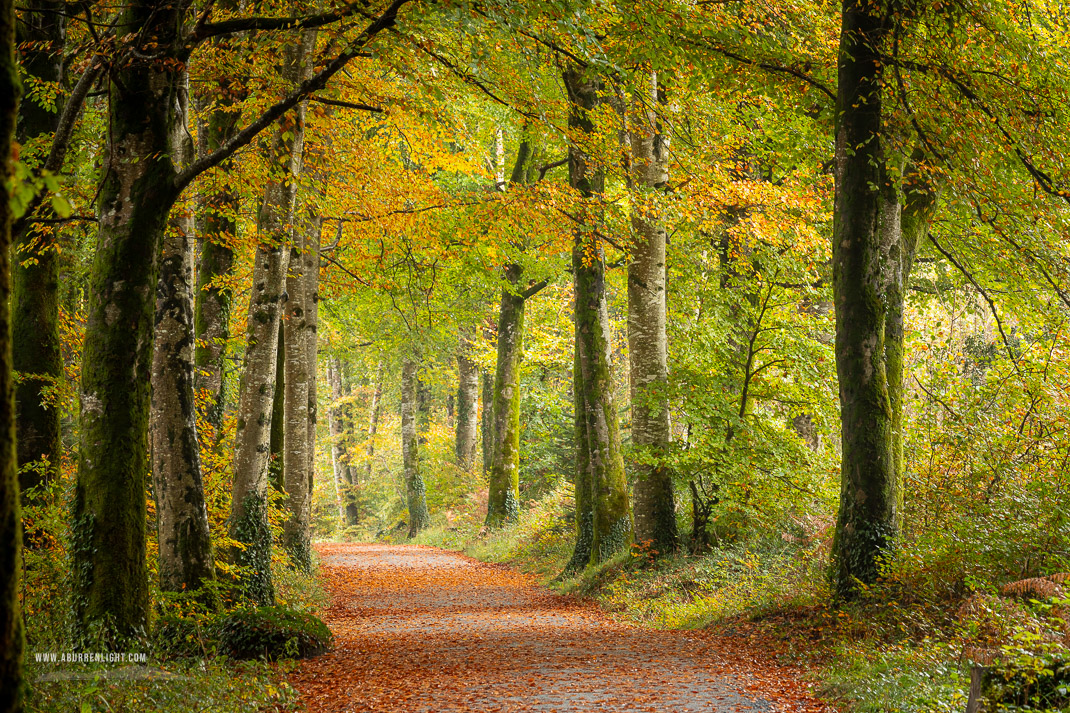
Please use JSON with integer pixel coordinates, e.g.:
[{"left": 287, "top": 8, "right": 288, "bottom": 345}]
[
  {"left": 23, "top": 552, "right": 328, "bottom": 713},
  {"left": 409, "top": 485, "right": 1066, "bottom": 713}
]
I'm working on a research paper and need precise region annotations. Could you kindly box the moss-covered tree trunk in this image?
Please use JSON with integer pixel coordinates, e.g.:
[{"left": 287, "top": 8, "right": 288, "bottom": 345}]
[
  {"left": 455, "top": 332, "right": 479, "bottom": 471},
  {"left": 402, "top": 360, "right": 430, "bottom": 537},
  {"left": 0, "top": 0, "right": 23, "bottom": 702},
  {"left": 565, "top": 66, "right": 634, "bottom": 566},
  {"left": 281, "top": 196, "right": 321, "bottom": 571},
  {"left": 829, "top": 0, "right": 937, "bottom": 597},
  {"left": 150, "top": 74, "right": 215, "bottom": 600},
  {"left": 485, "top": 266, "right": 525, "bottom": 527},
  {"left": 71, "top": 0, "right": 189, "bottom": 644},
  {"left": 484, "top": 137, "right": 540, "bottom": 528},
  {"left": 627, "top": 71, "right": 677, "bottom": 555},
  {"left": 228, "top": 38, "right": 312, "bottom": 604},
  {"left": 12, "top": 1, "right": 64, "bottom": 499}
]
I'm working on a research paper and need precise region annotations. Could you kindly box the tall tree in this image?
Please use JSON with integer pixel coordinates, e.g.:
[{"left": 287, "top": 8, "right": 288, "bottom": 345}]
[
  {"left": 402, "top": 359, "right": 430, "bottom": 537},
  {"left": 12, "top": 1, "right": 65, "bottom": 498},
  {"left": 829, "top": 0, "right": 937, "bottom": 597},
  {"left": 564, "top": 65, "right": 634, "bottom": 568},
  {"left": 626, "top": 71, "right": 677, "bottom": 555},
  {"left": 327, "top": 358, "right": 347, "bottom": 524},
  {"left": 361, "top": 361, "right": 384, "bottom": 516},
  {"left": 485, "top": 136, "right": 545, "bottom": 528},
  {"left": 281, "top": 161, "right": 323, "bottom": 571},
  {"left": 0, "top": 0, "right": 23, "bottom": 700},
  {"left": 67, "top": 0, "right": 411, "bottom": 639},
  {"left": 150, "top": 73, "right": 215, "bottom": 600},
  {"left": 229, "top": 35, "right": 314, "bottom": 603},
  {"left": 485, "top": 265, "right": 526, "bottom": 527},
  {"left": 454, "top": 332, "right": 479, "bottom": 470},
  {"left": 70, "top": 0, "right": 193, "bottom": 643}
]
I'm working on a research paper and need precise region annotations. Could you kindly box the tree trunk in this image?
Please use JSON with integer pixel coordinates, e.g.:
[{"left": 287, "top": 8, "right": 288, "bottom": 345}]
[
  {"left": 150, "top": 73, "right": 215, "bottom": 601},
  {"left": 455, "top": 333, "right": 479, "bottom": 471},
  {"left": 327, "top": 359, "right": 347, "bottom": 524},
  {"left": 281, "top": 204, "right": 321, "bottom": 571},
  {"left": 12, "top": 1, "right": 65, "bottom": 499},
  {"left": 268, "top": 321, "right": 285, "bottom": 490},
  {"left": 71, "top": 0, "right": 187, "bottom": 643},
  {"left": 627, "top": 71, "right": 677, "bottom": 555},
  {"left": 564, "top": 345, "right": 594, "bottom": 573},
  {"left": 228, "top": 37, "right": 312, "bottom": 604},
  {"left": 484, "top": 136, "right": 540, "bottom": 527},
  {"left": 565, "top": 65, "right": 634, "bottom": 566},
  {"left": 486, "top": 266, "right": 525, "bottom": 527},
  {"left": 829, "top": 1, "right": 938, "bottom": 597},
  {"left": 481, "top": 368, "right": 493, "bottom": 477},
  {"left": 402, "top": 360, "right": 430, "bottom": 537},
  {"left": 0, "top": 0, "right": 24, "bottom": 701},
  {"left": 359, "top": 361, "right": 384, "bottom": 523}
]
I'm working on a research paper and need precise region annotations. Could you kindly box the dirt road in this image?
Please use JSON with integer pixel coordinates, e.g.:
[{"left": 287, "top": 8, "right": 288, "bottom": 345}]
[{"left": 290, "top": 543, "right": 827, "bottom": 712}]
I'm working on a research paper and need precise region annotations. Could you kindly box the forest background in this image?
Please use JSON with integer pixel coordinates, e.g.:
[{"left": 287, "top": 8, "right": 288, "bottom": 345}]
[{"left": 2, "top": 0, "right": 1070, "bottom": 711}]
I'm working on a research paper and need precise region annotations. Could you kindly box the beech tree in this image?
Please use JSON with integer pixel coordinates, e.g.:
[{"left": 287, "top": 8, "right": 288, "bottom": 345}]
[
  {"left": 828, "top": 0, "right": 938, "bottom": 597},
  {"left": 401, "top": 359, "right": 431, "bottom": 537},
  {"left": 71, "top": 0, "right": 413, "bottom": 638},
  {"left": 1, "top": 0, "right": 22, "bottom": 700},
  {"left": 229, "top": 34, "right": 314, "bottom": 602},
  {"left": 564, "top": 65, "right": 634, "bottom": 570},
  {"left": 149, "top": 72, "right": 215, "bottom": 600},
  {"left": 626, "top": 71, "right": 677, "bottom": 555},
  {"left": 11, "top": 1, "right": 64, "bottom": 499}
]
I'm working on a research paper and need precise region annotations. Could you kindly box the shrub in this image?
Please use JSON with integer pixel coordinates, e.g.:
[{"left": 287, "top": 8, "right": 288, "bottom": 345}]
[{"left": 214, "top": 606, "right": 333, "bottom": 660}]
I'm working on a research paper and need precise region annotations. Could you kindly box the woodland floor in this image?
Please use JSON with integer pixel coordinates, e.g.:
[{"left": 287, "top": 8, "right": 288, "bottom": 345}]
[{"left": 289, "top": 543, "right": 834, "bottom": 713}]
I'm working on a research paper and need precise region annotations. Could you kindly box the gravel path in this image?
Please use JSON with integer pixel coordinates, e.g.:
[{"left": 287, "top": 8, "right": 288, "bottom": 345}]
[{"left": 290, "top": 543, "right": 797, "bottom": 713}]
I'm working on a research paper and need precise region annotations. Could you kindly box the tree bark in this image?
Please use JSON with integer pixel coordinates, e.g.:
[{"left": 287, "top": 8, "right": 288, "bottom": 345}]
[
  {"left": 565, "top": 65, "right": 634, "bottom": 566},
  {"left": 327, "top": 359, "right": 347, "bottom": 524},
  {"left": 281, "top": 198, "right": 321, "bottom": 571},
  {"left": 455, "top": 333, "right": 479, "bottom": 471},
  {"left": 402, "top": 360, "right": 430, "bottom": 537},
  {"left": 12, "top": 1, "right": 65, "bottom": 499},
  {"left": 0, "top": 0, "right": 24, "bottom": 701},
  {"left": 228, "top": 36, "right": 312, "bottom": 604},
  {"left": 829, "top": 1, "right": 937, "bottom": 597},
  {"left": 627, "top": 71, "right": 677, "bottom": 555},
  {"left": 268, "top": 321, "right": 285, "bottom": 490},
  {"left": 564, "top": 345, "right": 594, "bottom": 573},
  {"left": 150, "top": 73, "right": 215, "bottom": 601},
  {"left": 71, "top": 0, "right": 188, "bottom": 644},
  {"left": 359, "top": 361, "right": 384, "bottom": 523},
  {"left": 485, "top": 266, "right": 525, "bottom": 527},
  {"left": 481, "top": 367, "right": 493, "bottom": 477}
]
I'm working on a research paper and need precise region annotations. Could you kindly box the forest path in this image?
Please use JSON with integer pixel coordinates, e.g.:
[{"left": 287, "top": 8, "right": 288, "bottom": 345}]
[{"left": 289, "top": 543, "right": 826, "bottom": 713}]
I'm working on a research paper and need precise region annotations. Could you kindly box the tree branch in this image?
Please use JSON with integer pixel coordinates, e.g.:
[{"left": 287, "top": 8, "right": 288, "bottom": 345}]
[
  {"left": 12, "top": 54, "right": 106, "bottom": 239},
  {"left": 310, "top": 96, "right": 384, "bottom": 112},
  {"left": 174, "top": 0, "right": 413, "bottom": 192},
  {"left": 190, "top": 0, "right": 378, "bottom": 42}
]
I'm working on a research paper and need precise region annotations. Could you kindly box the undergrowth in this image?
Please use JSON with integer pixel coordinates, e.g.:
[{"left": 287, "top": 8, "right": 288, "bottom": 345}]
[{"left": 409, "top": 482, "right": 1070, "bottom": 713}]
